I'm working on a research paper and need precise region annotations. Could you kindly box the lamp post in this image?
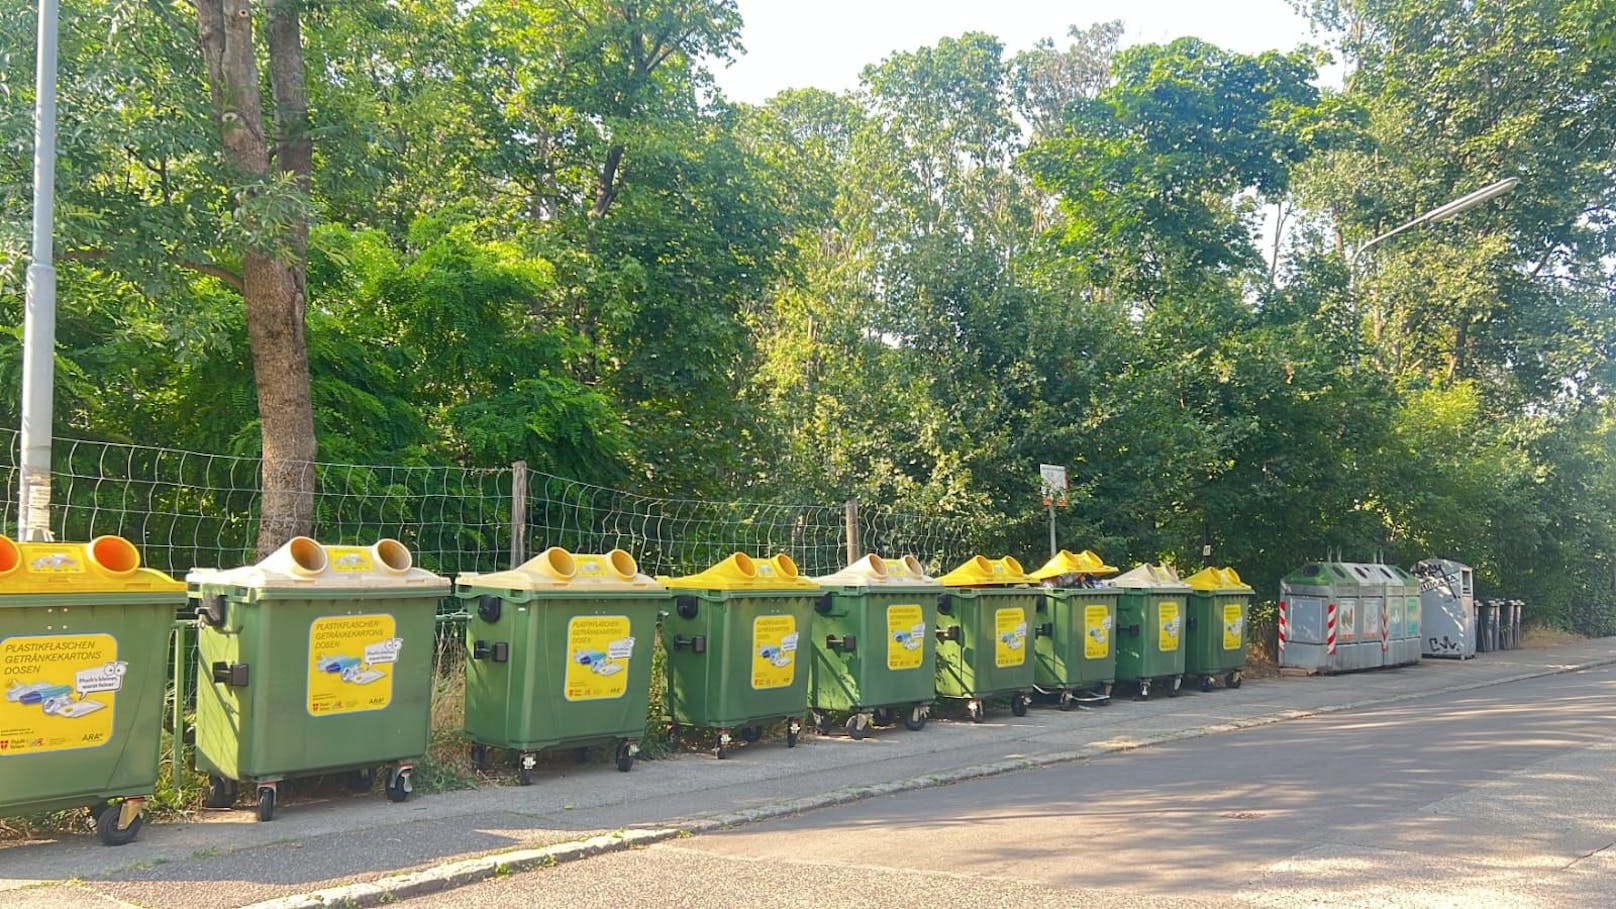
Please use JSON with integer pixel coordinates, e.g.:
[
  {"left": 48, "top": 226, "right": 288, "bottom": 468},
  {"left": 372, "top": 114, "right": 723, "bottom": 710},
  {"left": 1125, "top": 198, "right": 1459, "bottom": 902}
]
[
  {"left": 1349, "top": 177, "right": 1520, "bottom": 268},
  {"left": 17, "top": 0, "right": 60, "bottom": 541}
]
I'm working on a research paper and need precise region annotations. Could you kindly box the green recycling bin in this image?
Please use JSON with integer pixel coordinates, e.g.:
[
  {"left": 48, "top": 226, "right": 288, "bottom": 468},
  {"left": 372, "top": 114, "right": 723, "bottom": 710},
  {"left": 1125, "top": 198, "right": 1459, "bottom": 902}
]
[
  {"left": 190, "top": 537, "right": 448, "bottom": 821},
  {"left": 0, "top": 535, "right": 185, "bottom": 846},
  {"left": 1184, "top": 566, "right": 1252, "bottom": 692},
  {"left": 934, "top": 556, "right": 1037, "bottom": 721},
  {"left": 661, "top": 553, "right": 819, "bottom": 758},
  {"left": 1028, "top": 549, "right": 1120, "bottom": 707},
  {"left": 1111, "top": 563, "right": 1189, "bottom": 699},
  {"left": 808, "top": 553, "right": 941, "bottom": 738},
  {"left": 458, "top": 547, "right": 666, "bottom": 782}
]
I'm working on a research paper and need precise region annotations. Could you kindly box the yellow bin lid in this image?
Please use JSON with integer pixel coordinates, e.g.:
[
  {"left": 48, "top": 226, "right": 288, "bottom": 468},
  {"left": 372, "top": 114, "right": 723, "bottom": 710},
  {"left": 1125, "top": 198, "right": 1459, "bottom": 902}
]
[
  {"left": 0, "top": 535, "right": 183, "bottom": 594},
  {"left": 1028, "top": 549, "right": 1119, "bottom": 581},
  {"left": 663, "top": 552, "right": 820, "bottom": 591},
  {"left": 1184, "top": 566, "right": 1253, "bottom": 593},
  {"left": 813, "top": 553, "right": 942, "bottom": 589},
  {"left": 1109, "top": 563, "right": 1192, "bottom": 590},
  {"left": 187, "top": 536, "right": 448, "bottom": 592},
  {"left": 938, "top": 555, "right": 1032, "bottom": 587},
  {"left": 459, "top": 547, "right": 665, "bottom": 593}
]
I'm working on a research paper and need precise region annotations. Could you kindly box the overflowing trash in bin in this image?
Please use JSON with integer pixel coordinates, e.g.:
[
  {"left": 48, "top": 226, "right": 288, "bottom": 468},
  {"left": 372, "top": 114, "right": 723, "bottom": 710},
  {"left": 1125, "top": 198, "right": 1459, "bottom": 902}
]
[{"left": 1028, "top": 549, "right": 1119, "bottom": 708}]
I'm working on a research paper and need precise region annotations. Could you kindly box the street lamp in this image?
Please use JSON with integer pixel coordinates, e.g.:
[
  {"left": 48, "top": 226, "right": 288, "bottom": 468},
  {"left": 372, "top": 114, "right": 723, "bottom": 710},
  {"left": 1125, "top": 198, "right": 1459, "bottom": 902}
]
[
  {"left": 17, "top": 0, "right": 60, "bottom": 541},
  {"left": 1349, "top": 177, "right": 1520, "bottom": 267}
]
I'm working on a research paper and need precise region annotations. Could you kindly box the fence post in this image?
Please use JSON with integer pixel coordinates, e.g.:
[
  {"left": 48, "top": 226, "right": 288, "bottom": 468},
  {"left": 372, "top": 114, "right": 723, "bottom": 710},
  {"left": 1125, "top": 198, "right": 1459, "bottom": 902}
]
[
  {"left": 510, "top": 461, "right": 528, "bottom": 569},
  {"left": 844, "top": 499, "right": 860, "bottom": 565},
  {"left": 169, "top": 621, "right": 188, "bottom": 789}
]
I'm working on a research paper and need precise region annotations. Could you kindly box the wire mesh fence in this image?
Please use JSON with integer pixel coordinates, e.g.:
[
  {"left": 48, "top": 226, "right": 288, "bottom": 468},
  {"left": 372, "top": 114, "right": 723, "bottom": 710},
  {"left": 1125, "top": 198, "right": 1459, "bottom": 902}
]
[{"left": 0, "top": 429, "right": 974, "bottom": 580}]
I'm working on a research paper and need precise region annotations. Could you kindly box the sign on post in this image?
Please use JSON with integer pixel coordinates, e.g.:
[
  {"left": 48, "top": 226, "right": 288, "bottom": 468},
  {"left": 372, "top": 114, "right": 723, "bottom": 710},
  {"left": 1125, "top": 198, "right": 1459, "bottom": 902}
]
[{"left": 1039, "top": 464, "right": 1068, "bottom": 507}]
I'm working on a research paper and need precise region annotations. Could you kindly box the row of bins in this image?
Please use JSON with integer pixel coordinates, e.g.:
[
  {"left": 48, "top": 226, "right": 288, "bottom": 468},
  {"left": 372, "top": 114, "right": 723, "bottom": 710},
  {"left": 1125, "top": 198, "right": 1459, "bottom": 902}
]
[{"left": 1, "top": 535, "right": 1255, "bottom": 844}]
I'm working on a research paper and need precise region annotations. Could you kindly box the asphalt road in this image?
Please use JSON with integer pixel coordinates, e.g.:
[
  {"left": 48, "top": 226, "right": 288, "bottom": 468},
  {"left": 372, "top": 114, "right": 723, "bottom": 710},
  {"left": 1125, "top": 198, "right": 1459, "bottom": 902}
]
[{"left": 399, "top": 663, "right": 1616, "bottom": 908}]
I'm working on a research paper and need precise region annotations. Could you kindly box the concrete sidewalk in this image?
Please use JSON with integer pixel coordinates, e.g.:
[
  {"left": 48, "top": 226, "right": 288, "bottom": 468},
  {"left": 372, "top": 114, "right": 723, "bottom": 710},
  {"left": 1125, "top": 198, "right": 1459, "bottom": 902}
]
[{"left": 4, "top": 638, "right": 1614, "bottom": 909}]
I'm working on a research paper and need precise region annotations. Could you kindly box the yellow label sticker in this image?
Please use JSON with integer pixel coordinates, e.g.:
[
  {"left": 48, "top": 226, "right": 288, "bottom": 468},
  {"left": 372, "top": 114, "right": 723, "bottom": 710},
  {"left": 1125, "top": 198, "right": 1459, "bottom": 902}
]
[
  {"left": 325, "top": 546, "right": 376, "bottom": 573},
  {"left": 1222, "top": 603, "right": 1244, "bottom": 650},
  {"left": 1158, "top": 601, "right": 1181, "bottom": 652},
  {"left": 994, "top": 607, "right": 1028, "bottom": 668},
  {"left": 574, "top": 556, "right": 609, "bottom": 578},
  {"left": 564, "top": 615, "right": 634, "bottom": 701},
  {"left": 1083, "top": 604, "right": 1111, "bottom": 659},
  {"left": 0, "top": 633, "right": 121, "bottom": 757},
  {"left": 751, "top": 614, "right": 799, "bottom": 689},
  {"left": 24, "top": 546, "right": 86, "bottom": 574},
  {"left": 308, "top": 614, "right": 399, "bottom": 716},
  {"left": 886, "top": 604, "right": 926, "bottom": 671}
]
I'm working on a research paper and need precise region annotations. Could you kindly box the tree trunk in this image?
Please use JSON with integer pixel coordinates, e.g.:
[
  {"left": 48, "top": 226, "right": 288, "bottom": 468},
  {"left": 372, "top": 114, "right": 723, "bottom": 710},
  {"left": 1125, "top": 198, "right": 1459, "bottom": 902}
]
[{"left": 195, "top": 0, "right": 318, "bottom": 558}]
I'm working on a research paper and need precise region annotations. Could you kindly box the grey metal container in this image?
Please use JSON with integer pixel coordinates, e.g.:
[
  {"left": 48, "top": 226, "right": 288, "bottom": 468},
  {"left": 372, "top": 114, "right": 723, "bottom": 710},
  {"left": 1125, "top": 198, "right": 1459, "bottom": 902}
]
[
  {"left": 1279, "top": 561, "right": 1403, "bottom": 673},
  {"left": 1414, "top": 559, "right": 1474, "bottom": 659}
]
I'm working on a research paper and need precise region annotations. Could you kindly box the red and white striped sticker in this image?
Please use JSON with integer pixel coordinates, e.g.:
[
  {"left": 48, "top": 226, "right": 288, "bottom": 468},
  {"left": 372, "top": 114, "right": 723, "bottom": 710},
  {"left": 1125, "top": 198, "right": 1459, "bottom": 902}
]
[
  {"left": 1381, "top": 600, "right": 1389, "bottom": 653},
  {"left": 1277, "top": 600, "right": 1288, "bottom": 657},
  {"left": 1326, "top": 602, "right": 1338, "bottom": 655}
]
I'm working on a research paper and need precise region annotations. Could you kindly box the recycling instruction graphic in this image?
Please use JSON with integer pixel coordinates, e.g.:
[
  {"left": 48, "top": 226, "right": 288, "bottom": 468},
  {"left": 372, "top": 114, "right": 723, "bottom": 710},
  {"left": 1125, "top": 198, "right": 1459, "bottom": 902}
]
[
  {"left": 325, "top": 546, "right": 376, "bottom": 573},
  {"left": 1222, "top": 603, "right": 1244, "bottom": 650},
  {"left": 1083, "top": 604, "right": 1112, "bottom": 659},
  {"left": 994, "top": 607, "right": 1028, "bottom": 668},
  {"left": 886, "top": 604, "right": 927, "bottom": 671},
  {"left": 564, "top": 615, "right": 635, "bottom": 701},
  {"left": 1158, "top": 601, "right": 1182, "bottom": 652},
  {"left": 750, "top": 614, "right": 799, "bottom": 690},
  {"left": 308, "top": 614, "right": 400, "bottom": 716},
  {"left": 0, "top": 633, "right": 123, "bottom": 757}
]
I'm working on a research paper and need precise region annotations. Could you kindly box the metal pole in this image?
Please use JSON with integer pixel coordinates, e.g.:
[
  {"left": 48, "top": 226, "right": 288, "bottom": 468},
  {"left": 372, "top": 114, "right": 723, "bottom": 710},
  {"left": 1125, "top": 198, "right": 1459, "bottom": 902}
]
[
  {"left": 844, "top": 500, "right": 859, "bottom": 566},
  {"left": 18, "top": 0, "right": 60, "bottom": 541},
  {"left": 509, "top": 461, "right": 528, "bottom": 569},
  {"left": 1047, "top": 504, "right": 1057, "bottom": 558}
]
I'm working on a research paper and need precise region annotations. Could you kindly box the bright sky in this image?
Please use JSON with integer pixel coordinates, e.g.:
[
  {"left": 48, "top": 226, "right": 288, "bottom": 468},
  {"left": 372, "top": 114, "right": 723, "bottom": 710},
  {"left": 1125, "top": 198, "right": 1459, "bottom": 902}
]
[{"left": 713, "top": 0, "right": 1336, "bottom": 104}]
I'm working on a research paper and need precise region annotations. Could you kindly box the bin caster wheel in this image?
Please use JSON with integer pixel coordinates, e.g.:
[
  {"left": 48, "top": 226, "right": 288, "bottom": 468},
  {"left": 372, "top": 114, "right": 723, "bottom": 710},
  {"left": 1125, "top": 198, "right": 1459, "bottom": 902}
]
[
  {"left": 1227, "top": 671, "right": 1242, "bottom": 689},
  {"left": 786, "top": 718, "right": 801, "bottom": 748},
  {"left": 967, "top": 700, "right": 985, "bottom": 723},
  {"left": 470, "top": 744, "right": 488, "bottom": 770},
  {"left": 1058, "top": 691, "right": 1075, "bottom": 711},
  {"left": 95, "top": 801, "right": 143, "bottom": 846},
  {"left": 1168, "top": 676, "right": 1182, "bottom": 698},
  {"left": 1011, "top": 693, "right": 1029, "bottom": 717},
  {"left": 1137, "top": 680, "right": 1151, "bottom": 700},
  {"left": 256, "top": 786, "right": 277, "bottom": 823},
  {"left": 904, "top": 704, "right": 929, "bottom": 731},
  {"left": 349, "top": 768, "right": 375, "bottom": 791},
  {"left": 1100, "top": 683, "right": 1114, "bottom": 702},
  {"left": 812, "top": 710, "right": 832, "bottom": 735},
  {"left": 845, "top": 714, "right": 868, "bottom": 740},
  {"left": 739, "top": 725, "right": 763, "bottom": 743},
  {"left": 616, "top": 741, "right": 636, "bottom": 773},
  {"left": 204, "top": 774, "right": 237, "bottom": 809},
  {"left": 517, "top": 753, "right": 536, "bottom": 786},
  {"left": 872, "top": 707, "right": 896, "bottom": 726},
  {"left": 1200, "top": 675, "right": 1214, "bottom": 693},
  {"left": 386, "top": 766, "right": 413, "bottom": 802},
  {"left": 715, "top": 730, "right": 732, "bottom": 759}
]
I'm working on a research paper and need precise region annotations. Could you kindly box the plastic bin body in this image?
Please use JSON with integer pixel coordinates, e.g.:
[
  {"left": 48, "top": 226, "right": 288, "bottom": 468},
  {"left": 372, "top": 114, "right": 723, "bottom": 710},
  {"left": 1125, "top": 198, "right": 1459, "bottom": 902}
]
[
  {"left": 933, "top": 588, "right": 1037, "bottom": 700},
  {"left": 809, "top": 587, "right": 939, "bottom": 713},
  {"left": 1033, "top": 588, "right": 1118, "bottom": 693},
  {"left": 1183, "top": 567, "right": 1251, "bottom": 683},
  {"left": 662, "top": 589, "right": 817, "bottom": 728},
  {"left": 459, "top": 550, "right": 665, "bottom": 754},
  {"left": 0, "top": 539, "right": 184, "bottom": 819},
  {"left": 193, "top": 587, "right": 439, "bottom": 781},
  {"left": 191, "top": 541, "right": 448, "bottom": 785},
  {"left": 1113, "top": 589, "right": 1188, "bottom": 683}
]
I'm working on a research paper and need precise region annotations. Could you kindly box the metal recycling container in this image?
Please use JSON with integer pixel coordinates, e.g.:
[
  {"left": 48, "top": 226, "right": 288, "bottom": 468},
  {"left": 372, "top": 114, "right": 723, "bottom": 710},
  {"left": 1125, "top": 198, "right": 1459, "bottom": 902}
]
[
  {"left": 0, "top": 535, "right": 185, "bottom": 846},
  {"left": 458, "top": 547, "right": 666, "bottom": 783},
  {"left": 1183, "top": 566, "right": 1252, "bottom": 691},
  {"left": 1381, "top": 564, "right": 1423, "bottom": 667},
  {"left": 190, "top": 537, "right": 448, "bottom": 821},
  {"left": 807, "top": 554, "right": 941, "bottom": 738},
  {"left": 1415, "top": 559, "right": 1473, "bottom": 659},
  {"left": 660, "top": 553, "right": 818, "bottom": 759},
  {"left": 934, "top": 556, "right": 1037, "bottom": 721},
  {"left": 1279, "top": 560, "right": 1408, "bottom": 673},
  {"left": 1027, "top": 549, "right": 1120, "bottom": 707},
  {"left": 1110, "top": 563, "right": 1190, "bottom": 698}
]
